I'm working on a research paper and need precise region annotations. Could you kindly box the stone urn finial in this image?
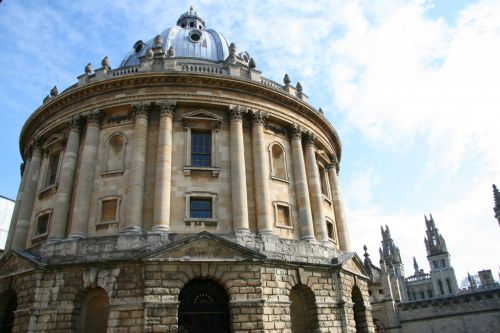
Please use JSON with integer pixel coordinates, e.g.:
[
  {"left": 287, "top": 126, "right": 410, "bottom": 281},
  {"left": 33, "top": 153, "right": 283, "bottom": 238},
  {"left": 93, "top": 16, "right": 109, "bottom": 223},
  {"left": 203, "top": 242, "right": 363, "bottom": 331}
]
[
  {"left": 154, "top": 35, "right": 163, "bottom": 48},
  {"left": 101, "top": 56, "right": 110, "bottom": 70},
  {"left": 50, "top": 85, "right": 58, "bottom": 97},
  {"left": 85, "top": 63, "right": 93, "bottom": 74},
  {"left": 249, "top": 58, "right": 256, "bottom": 69},
  {"left": 283, "top": 74, "right": 291, "bottom": 85},
  {"left": 296, "top": 81, "right": 303, "bottom": 92},
  {"left": 229, "top": 43, "right": 237, "bottom": 56},
  {"left": 146, "top": 48, "right": 154, "bottom": 59},
  {"left": 167, "top": 46, "right": 176, "bottom": 58}
]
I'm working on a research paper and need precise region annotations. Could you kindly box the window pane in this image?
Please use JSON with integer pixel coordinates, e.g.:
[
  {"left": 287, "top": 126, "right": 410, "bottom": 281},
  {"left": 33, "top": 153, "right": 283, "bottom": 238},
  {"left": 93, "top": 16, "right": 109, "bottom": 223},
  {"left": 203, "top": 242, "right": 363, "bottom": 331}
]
[
  {"left": 36, "top": 214, "right": 49, "bottom": 235},
  {"left": 190, "top": 198, "right": 212, "bottom": 218},
  {"left": 191, "top": 131, "right": 211, "bottom": 167},
  {"left": 46, "top": 152, "right": 60, "bottom": 185},
  {"left": 277, "top": 205, "right": 290, "bottom": 226},
  {"left": 101, "top": 199, "right": 117, "bottom": 221}
]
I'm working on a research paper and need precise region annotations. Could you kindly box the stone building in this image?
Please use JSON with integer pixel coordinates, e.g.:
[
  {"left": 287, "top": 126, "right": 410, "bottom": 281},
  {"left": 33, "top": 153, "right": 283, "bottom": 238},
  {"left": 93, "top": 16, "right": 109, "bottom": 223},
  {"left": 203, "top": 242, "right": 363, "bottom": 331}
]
[
  {"left": 0, "top": 7, "right": 375, "bottom": 333},
  {"left": 364, "top": 215, "right": 500, "bottom": 333}
]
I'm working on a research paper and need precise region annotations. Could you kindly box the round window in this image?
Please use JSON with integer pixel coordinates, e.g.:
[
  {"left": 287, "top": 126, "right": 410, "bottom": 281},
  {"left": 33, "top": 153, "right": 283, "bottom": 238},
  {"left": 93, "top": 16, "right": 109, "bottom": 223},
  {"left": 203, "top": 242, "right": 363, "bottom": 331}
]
[
  {"left": 189, "top": 30, "right": 202, "bottom": 43},
  {"left": 133, "top": 40, "right": 144, "bottom": 53}
]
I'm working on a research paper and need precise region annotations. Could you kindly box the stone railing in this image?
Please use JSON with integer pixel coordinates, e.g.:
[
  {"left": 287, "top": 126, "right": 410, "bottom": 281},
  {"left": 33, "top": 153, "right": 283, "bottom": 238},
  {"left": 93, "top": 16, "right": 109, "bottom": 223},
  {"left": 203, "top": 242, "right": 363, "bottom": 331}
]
[
  {"left": 180, "top": 63, "right": 226, "bottom": 75},
  {"left": 111, "top": 66, "right": 140, "bottom": 77},
  {"left": 260, "top": 77, "right": 284, "bottom": 90},
  {"left": 405, "top": 273, "right": 431, "bottom": 283}
]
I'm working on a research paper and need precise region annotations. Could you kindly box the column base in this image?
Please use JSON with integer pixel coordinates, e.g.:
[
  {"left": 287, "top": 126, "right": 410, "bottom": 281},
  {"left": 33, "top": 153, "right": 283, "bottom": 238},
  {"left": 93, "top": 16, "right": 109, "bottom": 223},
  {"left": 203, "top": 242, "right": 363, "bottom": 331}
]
[
  {"left": 234, "top": 228, "right": 250, "bottom": 235},
  {"left": 150, "top": 225, "right": 170, "bottom": 234},
  {"left": 120, "top": 226, "right": 143, "bottom": 234},
  {"left": 257, "top": 230, "right": 274, "bottom": 237},
  {"left": 46, "top": 236, "right": 64, "bottom": 243},
  {"left": 68, "top": 232, "right": 86, "bottom": 239},
  {"left": 300, "top": 235, "right": 317, "bottom": 242}
]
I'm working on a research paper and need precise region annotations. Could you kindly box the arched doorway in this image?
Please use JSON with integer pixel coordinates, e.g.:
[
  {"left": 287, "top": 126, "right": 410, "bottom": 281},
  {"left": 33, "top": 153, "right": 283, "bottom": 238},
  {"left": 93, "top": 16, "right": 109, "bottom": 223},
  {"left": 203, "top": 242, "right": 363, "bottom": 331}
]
[
  {"left": 289, "top": 284, "right": 319, "bottom": 333},
  {"left": 352, "top": 285, "right": 368, "bottom": 333},
  {"left": 178, "top": 279, "right": 230, "bottom": 333},
  {"left": 73, "top": 287, "right": 109, "bottom": 333},
  {"left": 0, "top": 290, "right": 17, "bottom": 333}
]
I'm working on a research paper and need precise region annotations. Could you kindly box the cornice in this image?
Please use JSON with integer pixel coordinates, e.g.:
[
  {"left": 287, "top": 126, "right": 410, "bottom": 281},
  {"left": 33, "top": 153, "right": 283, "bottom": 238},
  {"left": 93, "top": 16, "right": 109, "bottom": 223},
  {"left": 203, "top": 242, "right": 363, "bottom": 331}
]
[{"left": 20, "top": 73, "right": 342, "bottom": 161}]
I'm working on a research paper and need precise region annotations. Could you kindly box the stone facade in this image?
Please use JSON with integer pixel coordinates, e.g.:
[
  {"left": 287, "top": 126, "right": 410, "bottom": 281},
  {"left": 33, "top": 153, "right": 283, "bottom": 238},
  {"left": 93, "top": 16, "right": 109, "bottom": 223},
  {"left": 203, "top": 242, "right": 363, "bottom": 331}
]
[{"left": 0, "top": 7, "right": 374, "bottom": 333}]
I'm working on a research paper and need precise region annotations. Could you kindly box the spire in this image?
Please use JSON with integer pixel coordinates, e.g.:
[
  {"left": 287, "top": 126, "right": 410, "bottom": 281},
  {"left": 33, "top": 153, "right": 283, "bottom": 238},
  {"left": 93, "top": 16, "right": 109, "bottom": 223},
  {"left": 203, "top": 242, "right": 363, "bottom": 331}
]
[
  {"left": 424, "top": 213, "right": 448, "bottom": 256},
  {"left": 493, "top": 184, "right": 500, "bottom": 226},
  {"left": 379, "top": 224, "right": 403, "bottom": 276},
  {"left": 413, "top": 256, "right": 419, "bottom": 275},
  {"left": 468, "top": 272, "right": 477, "bottom": 289},
  {"left": 363, "top": 245, "right": 373, "bottom": 278}
]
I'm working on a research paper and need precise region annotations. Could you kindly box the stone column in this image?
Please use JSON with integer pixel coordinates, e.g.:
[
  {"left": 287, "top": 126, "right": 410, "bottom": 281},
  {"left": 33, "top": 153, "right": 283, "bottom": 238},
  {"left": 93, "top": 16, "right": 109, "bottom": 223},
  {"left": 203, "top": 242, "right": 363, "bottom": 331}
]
[
  {"left": 289, "top": 125, "right": 315, "bottom": 240},
  {"left": 327, "top": 160, "right": 351, "bottom": 251},
  {"left": 69, "top": 111, "right": 101, "bottom": 238},
  {"left": 152, "top": 101, "right": 176, "bottom": 233},
  {"left": 48, "top": 117, "right": 81, "bottom": 241},
  {"left": 304, "top": 134, "right": 329, "bottom": 243},
  {"left": 229, "top": 105, "right": 249, "bottom": 233},
  {"left": 123, "top": 103, "right": 150, "bottom": 233},
  {"left": 251, "top": 110, "right": 273, "bottom": 235},
  {"left": 12, "top": 141, "right": 43, "bottom": 249},
  {"left": 5, "top": 158, "right": 31, "bottom": 251}
]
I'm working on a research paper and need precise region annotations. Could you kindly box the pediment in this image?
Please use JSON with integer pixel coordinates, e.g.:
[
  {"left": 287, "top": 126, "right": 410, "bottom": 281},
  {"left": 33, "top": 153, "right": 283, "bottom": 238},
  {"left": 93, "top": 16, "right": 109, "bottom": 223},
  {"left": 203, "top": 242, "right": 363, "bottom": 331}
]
[
  {"left": 333, "top": 252, "right": 369, "bottom": 278},
  {"left": 144, "top": 232, "right": 266, "bottom": 262},
  {"left": 182, "top": 109, "right": 223, "bottom": 122},
  {"left": 316, "top": 150, "right": 331, "bottom": 165},
  {"left": 42, "top": 133, "right": 65, "bottom": 149},
  {"left": 0, "top": 250, "right": 41, "bottom": 279}
]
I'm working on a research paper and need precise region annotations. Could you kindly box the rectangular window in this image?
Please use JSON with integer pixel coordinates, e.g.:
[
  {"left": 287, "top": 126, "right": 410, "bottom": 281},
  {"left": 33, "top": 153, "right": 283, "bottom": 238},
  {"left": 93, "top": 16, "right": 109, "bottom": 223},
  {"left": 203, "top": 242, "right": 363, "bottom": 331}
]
[
  {"left": 45, "top": 151, "right": 61, "bottom": 186},
  {"left": 34, "top": 212, "right": 50, "bottom": 238},
  {"left": 276, "top": 205, "right": 291, "bottom": 226},
  {"left": 191, "top": 131, "right": 211, "bottom": 167},
  {"left": 319, "top": 166, "right": 329, "bottom": 197},
  {"left": 190, "top": 198, "right": 212, "bottom": 218},
  {"left": 101, "top": 199, "right": 118, "bottom": 222}
]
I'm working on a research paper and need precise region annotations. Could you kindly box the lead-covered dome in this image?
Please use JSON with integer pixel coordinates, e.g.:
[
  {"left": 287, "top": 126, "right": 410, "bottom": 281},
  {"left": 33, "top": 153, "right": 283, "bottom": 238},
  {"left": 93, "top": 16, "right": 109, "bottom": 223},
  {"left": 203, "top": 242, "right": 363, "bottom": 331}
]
[{"left": 120, "top": 7, "right": 230, "bottom": 67}]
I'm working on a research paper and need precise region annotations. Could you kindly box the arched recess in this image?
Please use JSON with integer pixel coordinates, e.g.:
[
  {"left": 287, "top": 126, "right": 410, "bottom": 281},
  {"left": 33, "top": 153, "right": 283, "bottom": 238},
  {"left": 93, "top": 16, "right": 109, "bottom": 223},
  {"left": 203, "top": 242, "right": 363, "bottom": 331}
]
[
  {"left": 104, "top": 132, "right": 127, "bottom": 172},
  {"left": 71, "top": 287, "right": 109, "bottom": 333},
  {"left": 0, "top": 290, "right": 17, "bottom": 333},
  {"left": 289, "top": 284, "right": 319, "bottom": 333},
  {"left": 269, "top": 142, "right": 288, "bottom": 179},
  {"left": 352, "top": 285, "right": 369, "bottom": 333},
  {"left": 178, "top": 279, "right": 230, "bottom": 333}
]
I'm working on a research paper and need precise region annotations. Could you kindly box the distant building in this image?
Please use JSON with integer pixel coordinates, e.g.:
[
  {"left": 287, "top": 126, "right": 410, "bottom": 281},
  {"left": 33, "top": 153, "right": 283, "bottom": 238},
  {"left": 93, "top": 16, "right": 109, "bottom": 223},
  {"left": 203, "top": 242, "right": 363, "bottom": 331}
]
[
  {"left": 364, "top": 215, "right": 500, "bottom": 333},
  {"left": 0, "top": 196, "right": 14, "bottom": 250},
  {"left": 493, "top": 184, "right": 500, "bottom": 226}
]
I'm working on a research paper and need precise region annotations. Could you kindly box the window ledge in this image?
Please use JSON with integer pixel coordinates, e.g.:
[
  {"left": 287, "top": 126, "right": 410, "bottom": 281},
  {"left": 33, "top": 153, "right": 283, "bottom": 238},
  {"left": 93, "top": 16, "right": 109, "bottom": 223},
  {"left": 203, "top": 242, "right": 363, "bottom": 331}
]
[
  {"left": 38, "top": 184, "right": 58, "bottom": 199},
  {"left": 31, "top": 233, "right": 48, "bottom": 242},
  {"left": 271, "top": 175, "right": 290, "bottom": 184},
  {"left": 97, "top": 220, "right": 120, "bottom": 226},
  {"left": 275, "top": 224, "right": 294, "bottom": 230},
  {"left": 183, "top": 166, "right": 220, "bottom": 177},
  {"left": 101, "top": 169, "right": 124, "bottom": 177},
  {"left": 322, "top": 194, "right": 332, "bottom": 205},
  {"left": 184, "top": 218, "right": 218, "bottom": 226}
]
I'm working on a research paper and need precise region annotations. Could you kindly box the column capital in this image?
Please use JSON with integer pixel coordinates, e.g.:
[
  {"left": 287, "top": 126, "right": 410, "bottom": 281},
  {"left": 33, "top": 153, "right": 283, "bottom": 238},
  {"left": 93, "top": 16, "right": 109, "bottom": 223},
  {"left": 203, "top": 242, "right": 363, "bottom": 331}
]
[
  {"left": 133, "top": 103, "right": 151, "bottom": 120},
  {"left": 66, "top": 115, "right": 82, "bottom": 132},
  {"left": 303, "top": 132, "right": 317, "bottom": 146},
  {"left": 157, "top": 100, "right": 176, "bottom": 117},
  {"left": 289, "top": 124, "right": 303, "bottom": 140},
  {"left": 228, "top": 104, "right": 247, "bottom": 122},
  {"left": 83, "top": 109, "right": 102, "bottom": 126},
  {"left": 327, "top": 156, "right": 340, "bottom": 175},
  {"left": 250, "top": 109, "right": 268, "bottom": 126}
]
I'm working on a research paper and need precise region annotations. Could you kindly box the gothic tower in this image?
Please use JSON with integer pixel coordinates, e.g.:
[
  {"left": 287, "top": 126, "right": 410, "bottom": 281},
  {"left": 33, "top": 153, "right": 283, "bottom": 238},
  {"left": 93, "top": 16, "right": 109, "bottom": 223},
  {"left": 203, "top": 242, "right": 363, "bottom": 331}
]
[
  {"left": 493, "top": 184, "right": 500, "bottom": 226},
  {"left": 380, "top": 225, "right": 407, "bottom": 301},
  {"left": 424, "top": 214, "right": 459, "bottom": 296}
]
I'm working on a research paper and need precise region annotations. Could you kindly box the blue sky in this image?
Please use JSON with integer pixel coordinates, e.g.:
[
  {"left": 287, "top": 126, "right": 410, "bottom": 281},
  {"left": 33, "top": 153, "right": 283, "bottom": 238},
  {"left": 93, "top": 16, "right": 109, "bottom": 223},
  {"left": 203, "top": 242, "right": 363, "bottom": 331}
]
[{"left": 0, "top": 0, "right": 498, "bottom": 283}]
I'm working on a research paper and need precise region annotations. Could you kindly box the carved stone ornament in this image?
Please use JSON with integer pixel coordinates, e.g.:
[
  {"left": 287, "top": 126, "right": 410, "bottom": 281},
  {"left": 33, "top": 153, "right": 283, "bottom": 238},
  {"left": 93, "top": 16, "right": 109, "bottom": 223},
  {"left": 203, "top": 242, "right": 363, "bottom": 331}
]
[
  {"left": 228, "top": 104, "right": 246, "bottom": 122},
  {"left": 303, "top": 132, "right": 316, "bottom": 146},
  {"left": 66, "top": 115, "right": 81, "bottom": 130},
  {"left": 296, "top": 81, "right": 303, "bottom": 92},
  {"left": 248, "top": 58, "right": 256, "bottom": 69},
  {"left": 85, "top": 110, "right": 102, "bottom": 126},
  {"left": 283, "top": 73, "right": 291, "bottom": 85},
  {"left": 289, "top": 123, "right": 303, "bottom": 140},
  {"left": 133, "top": 103, "right": 150, "bottom": 119},
  {"left": 154, "top": 35, "right": 163, "bottom": 48},
  {"left": 229, "top": 42, "right": 237, "bottom": 56},
  {"left": 50, "top": 85, "right": 58, "bottom": 97},
  {"left": 145, "top": 48, "right": 154, "bottom": 59},
  {"left": 101, "top": 56, "right": 110, "bottom": 70},
  {"left": 166, "top": 46, "right": 176, "bottom": 58},
  {"left": 85, "top": 62, "right": 93, "bottom": 74},
  {"left": 250, "top": 109, "right": 268, "bottom": 126},
  {"left": 157, "top": 100, "right": 176, "bottom": 117}
]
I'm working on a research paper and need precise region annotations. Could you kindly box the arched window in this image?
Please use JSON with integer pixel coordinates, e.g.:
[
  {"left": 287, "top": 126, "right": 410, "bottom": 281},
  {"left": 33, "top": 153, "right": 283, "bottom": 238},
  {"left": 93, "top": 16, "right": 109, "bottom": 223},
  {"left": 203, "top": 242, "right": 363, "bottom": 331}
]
[
  {"left": 270, "top": 143, "right": 287, "bottom": 179},
  {"left": 438, "top": 279, "right": 444, "bottom": 295},
  {"left": 289, "top": 285, "right": 319, "bottom": 333},
  {"left": 0, "top": 290, "right": 17, "bottom": 333},
  {"left": 352, "top": 285, "right": 369, "bottom": 333},
  {"left": 74, "top": 288, "right": 109, "bottom": 333},
  {"left": 178, "top": 279, "right": 230, "bottom": 333},
  {"left": 104, "top": 133, "right": 126, "bottom": 173}
]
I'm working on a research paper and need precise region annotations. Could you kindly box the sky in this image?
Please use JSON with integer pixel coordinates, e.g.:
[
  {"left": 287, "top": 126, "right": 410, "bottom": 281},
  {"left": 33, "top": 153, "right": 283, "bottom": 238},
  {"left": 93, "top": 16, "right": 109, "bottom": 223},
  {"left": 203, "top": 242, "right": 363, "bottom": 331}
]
[{"left": 0, "top": 0, "right": 498, "bottom": 284}]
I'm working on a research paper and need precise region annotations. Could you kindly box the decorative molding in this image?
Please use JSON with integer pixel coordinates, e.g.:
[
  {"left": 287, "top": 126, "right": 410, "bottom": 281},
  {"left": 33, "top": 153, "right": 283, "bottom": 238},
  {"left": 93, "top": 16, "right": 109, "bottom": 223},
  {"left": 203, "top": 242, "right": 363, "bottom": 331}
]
[
  {"left": 84, "top": 109, "right": 102, "bottom": 126},
  {"left": 228, "top": 104, "right": 247, "bottom": 122},
  {"left": 157, "top": 100, "right": 177, "bottom": 117},
  {"left": 289, "top": 124, "right": 303, "bottom": 140},
  {"left": 250, "top": 109, "right": 268, "bottom": 126},
  {"left": 133, "top": 103, "right": 150, "bottom": 120}
]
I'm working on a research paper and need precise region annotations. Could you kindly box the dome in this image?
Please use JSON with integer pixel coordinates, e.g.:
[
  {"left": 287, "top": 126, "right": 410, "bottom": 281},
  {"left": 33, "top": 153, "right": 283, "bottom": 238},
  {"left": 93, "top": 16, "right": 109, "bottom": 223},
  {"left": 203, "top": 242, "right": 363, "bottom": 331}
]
[{"left": 120, "top": 7, "right": 230, "bottom": 67}]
